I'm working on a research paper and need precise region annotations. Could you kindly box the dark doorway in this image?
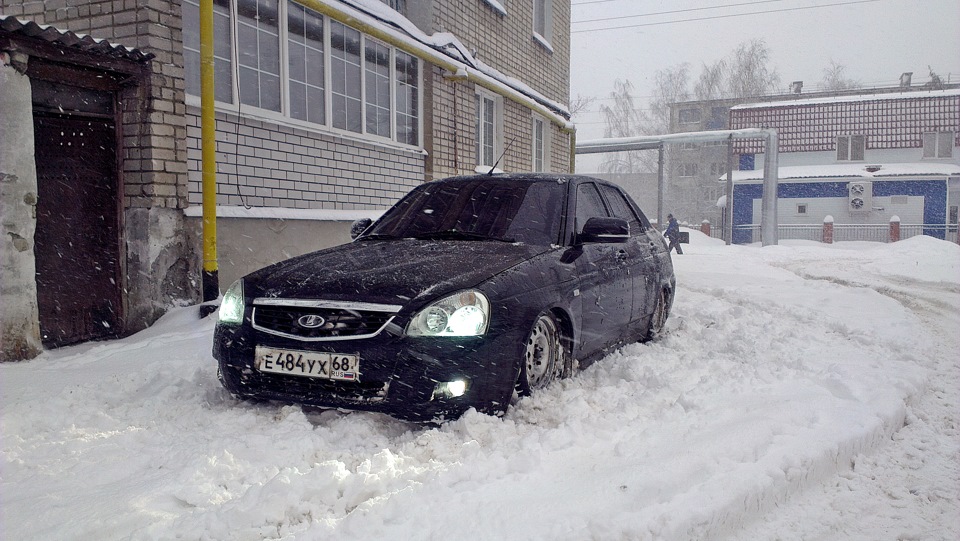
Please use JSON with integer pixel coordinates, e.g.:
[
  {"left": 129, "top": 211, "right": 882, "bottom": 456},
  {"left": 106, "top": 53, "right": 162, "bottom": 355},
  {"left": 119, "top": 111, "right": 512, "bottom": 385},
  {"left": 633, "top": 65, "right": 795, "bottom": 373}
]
[{"left": 32, "top": 88, "right": 122, "bottom": 347}]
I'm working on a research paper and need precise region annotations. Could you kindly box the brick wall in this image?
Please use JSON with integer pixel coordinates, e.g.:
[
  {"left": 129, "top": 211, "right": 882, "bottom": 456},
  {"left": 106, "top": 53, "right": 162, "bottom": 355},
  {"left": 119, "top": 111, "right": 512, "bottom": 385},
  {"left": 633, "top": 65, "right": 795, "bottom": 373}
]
[
  {"left": 186, "top": 108, "right": 426, "bottom": 208},
  {"left": 2, "top": 0, "right": 189, "bottom": 210},
  {"left": 425, "top": 68, "right": 571, "bottom": 179},
  {"left": 431, "top": 0, "right": 570, "bottom": 108}
]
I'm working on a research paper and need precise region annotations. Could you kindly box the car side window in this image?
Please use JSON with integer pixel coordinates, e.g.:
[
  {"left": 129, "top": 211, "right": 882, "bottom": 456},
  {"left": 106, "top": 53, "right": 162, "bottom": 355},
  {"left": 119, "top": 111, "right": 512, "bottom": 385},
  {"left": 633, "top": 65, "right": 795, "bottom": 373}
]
[
  {"left": 575, "top": 183, "right": 609, "bottom": 232},
  {"left": 599, "top": 184, "right": 644, "bottom": 235}
]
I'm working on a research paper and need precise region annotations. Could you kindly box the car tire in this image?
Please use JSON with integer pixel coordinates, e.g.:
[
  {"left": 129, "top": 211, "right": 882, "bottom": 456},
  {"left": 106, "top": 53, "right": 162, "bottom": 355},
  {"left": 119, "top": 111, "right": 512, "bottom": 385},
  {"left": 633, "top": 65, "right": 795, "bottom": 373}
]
[
  {"left": 644, "top": 287, "right": 669, "bottom": 341},
  {"left": 517, "top": 312, "right": 566, "bottom": 396}
]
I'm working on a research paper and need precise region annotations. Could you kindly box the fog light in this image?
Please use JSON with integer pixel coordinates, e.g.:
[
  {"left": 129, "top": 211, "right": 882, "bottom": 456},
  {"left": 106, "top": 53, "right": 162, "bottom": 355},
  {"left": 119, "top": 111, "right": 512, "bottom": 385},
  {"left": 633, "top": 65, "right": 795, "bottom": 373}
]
[{"left": 434, "top": 379, "right": 468, "bottom": 399}]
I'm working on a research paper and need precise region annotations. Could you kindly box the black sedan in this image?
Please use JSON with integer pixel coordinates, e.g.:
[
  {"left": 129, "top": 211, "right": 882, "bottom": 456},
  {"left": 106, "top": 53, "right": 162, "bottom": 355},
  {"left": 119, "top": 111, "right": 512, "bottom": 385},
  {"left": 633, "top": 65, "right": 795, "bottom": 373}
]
[{"left": 213, "top": 174, "right": 675, "bottom": 422}]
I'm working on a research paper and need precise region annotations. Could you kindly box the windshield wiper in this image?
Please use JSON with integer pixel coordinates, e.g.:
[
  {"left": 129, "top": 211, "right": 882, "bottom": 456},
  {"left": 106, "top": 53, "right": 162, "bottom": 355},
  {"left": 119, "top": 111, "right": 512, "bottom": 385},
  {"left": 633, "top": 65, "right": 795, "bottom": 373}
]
[
  {"left": 411, "top": 230, "right": 515, "bottom": 243},
  {"left": 357, "top": 233, "right": 399, "bottom": 241}
]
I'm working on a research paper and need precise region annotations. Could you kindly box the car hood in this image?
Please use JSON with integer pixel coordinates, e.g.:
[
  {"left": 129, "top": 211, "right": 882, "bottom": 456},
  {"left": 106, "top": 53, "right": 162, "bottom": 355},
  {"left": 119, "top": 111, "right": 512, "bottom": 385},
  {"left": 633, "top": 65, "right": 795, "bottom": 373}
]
[{"left": 245, "top": 240, "right": 550, "bottom": 308}]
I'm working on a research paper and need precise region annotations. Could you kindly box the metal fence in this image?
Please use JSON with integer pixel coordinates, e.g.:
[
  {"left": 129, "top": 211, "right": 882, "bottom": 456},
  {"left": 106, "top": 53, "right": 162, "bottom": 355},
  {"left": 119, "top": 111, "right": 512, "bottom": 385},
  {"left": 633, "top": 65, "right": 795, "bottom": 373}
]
[{"left": 729, "top": 224, "right": 959, "bottom": 244}]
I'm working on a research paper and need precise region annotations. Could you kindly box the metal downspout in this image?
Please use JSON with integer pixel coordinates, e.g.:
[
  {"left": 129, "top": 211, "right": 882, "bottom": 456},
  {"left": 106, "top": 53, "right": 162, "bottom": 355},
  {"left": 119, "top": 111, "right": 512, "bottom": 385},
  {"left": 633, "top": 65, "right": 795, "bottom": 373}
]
[{"left": 200, "top": 0, "right": 218, "bottom": 304}]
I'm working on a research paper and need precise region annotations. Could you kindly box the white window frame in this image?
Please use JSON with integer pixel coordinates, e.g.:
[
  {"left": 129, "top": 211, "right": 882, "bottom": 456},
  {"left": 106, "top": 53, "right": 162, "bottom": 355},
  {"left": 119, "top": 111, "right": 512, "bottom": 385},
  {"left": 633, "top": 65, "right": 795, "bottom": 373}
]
[
  {"left": 923, "top": 131, "right": 954, "bottom": 159},
  {"left": 236, "top": 0, "right": 282, "bottom": 112},
  {"left": 183, "top": 0, "right": 422, "bottom": 148},
  {"left": 532, "top": 0, "right": 553, "bottom": 51},
  {"left": 532, "top": 114, "right": 550, "bottom": 172},
  {"left": 796, "top": 203, "right": 808, "bottom": 216},
  {"left": 475, "top": 88, "right": 503, "bottom": 172},
  {"left": 837, "top": 134, "right": 865, "bottom": 161}
]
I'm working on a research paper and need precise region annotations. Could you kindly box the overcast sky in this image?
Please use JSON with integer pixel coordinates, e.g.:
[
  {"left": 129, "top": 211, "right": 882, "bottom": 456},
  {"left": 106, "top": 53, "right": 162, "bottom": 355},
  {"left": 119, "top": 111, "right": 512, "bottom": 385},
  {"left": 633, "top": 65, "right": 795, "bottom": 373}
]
[{"left": 570, "top": 0, "right": 960, "bottom": 150}]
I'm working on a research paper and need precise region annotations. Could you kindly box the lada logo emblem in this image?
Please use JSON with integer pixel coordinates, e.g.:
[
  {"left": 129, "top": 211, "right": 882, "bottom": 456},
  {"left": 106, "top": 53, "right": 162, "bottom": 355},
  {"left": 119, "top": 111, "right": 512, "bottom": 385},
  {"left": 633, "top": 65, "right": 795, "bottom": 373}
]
[{"left": 297, "top": 314, "right": 326, "bottom": 328}]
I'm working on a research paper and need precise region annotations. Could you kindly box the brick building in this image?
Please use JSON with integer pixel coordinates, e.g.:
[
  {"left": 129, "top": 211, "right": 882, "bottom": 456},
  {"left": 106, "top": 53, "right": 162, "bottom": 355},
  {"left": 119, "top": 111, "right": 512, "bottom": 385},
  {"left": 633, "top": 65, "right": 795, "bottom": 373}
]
[
  {"left": 0, "top": 0, "right": 573, "bottom": 360},
  {"left": 728, "top": 89, "right": 960, "bottom": 244},
  {"left": 666, "top": 79, "right": 960, "bottom": 229}
]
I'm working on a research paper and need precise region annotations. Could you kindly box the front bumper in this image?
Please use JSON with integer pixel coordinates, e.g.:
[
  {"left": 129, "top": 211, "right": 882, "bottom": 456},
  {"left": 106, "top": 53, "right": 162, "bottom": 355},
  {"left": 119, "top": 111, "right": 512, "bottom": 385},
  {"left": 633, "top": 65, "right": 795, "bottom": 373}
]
[{"left": 213, "top": 320, "right": 525, "bottom": 422}]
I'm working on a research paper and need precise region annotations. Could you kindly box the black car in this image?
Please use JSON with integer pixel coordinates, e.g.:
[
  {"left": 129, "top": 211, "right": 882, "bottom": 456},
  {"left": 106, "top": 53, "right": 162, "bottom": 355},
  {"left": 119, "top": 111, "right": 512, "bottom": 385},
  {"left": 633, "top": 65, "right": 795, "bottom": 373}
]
[{"left": 213, "top": 174, "right": 675, "bottom": 422}]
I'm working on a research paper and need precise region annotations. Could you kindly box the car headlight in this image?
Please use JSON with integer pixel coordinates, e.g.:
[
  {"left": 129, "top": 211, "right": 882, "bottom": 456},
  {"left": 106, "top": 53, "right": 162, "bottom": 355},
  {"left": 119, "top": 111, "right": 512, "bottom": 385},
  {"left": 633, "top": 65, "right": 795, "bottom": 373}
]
[
  {"left": 407, "top": 290, "right": 490, "bottom": 337},
  {"left": 218, "top": 280, "right": 245, "bottom": 324}
]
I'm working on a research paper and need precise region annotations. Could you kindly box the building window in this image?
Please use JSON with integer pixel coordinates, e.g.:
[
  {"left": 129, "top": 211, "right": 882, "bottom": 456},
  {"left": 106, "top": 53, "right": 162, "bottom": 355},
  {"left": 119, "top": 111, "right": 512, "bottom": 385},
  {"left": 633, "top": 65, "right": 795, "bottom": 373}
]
[
  {"left": 532, "top": 115, "right": 549, "bottom": 172},
  {"left": 678, "top": 163, "right": 698, "bottom": 177},
  {"left": 476, "top": 90, "right": 502, "bottom": 169},
  {"left": 837, "top": 134, "right": 865, "bottom": 161},
  {"left": 923, "top": 131, "right": 954, "bottom": 158},
  {"left": 364, "top": 39, "right": 392, "bottom": 138},
  {"left": 288, "top": 3, "right": 325, "bottom": 124},
  {"left": 237, "top": 0, "right": 281, "bottom": 112},
  {"left": 183, "top": 0, "right": 234, "bottom": 102},
  {"left": 183, "top": 0, "right": 421, "bottom": 146},
  {"left": 533, "top": 0, "right": 553, "bottom": 45},
  {"left": 796, "top": 203, "right": 808, "bottom": 216},
  {"left": 395, "top": 51, "right": 419, "bottom": 146},
  {"left": 330, "top": 21, "right": 363, "bottom": 133},
  {"left": 709, "top": 162, "right": 727, "bottom": 176},
  {"left": 379, "top": 0, "right": 405, "bottom": 14},
  {"left": 678, "top": 108, "right": 701, "bottom": 124}
]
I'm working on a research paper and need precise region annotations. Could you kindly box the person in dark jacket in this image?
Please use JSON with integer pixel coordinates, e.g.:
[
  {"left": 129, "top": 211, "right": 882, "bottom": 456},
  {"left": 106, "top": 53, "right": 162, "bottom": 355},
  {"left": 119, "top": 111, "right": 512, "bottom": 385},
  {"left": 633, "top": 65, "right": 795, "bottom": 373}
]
[{"left": 664, "top": 213, "right": 683, "bottom": 255}]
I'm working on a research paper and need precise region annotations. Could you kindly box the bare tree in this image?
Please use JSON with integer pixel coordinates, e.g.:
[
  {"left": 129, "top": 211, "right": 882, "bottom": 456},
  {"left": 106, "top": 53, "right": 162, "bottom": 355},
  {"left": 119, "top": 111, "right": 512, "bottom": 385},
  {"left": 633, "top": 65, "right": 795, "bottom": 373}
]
[
  {"left": 695, "top": 59, "right": 726, "bottom": 101},
  {"left": 725, "top": 39, "right": 781, "bottom": 98},
  {"left": 818, "top": 60, "right": 860, "bottom": 91},
  {"left": 925, "top": 66, "right": 945, "bottom": 89},
  {"left": 568, "top": 94, "right": 595, "bottom": 118},
  {"left": 649, "top": 64, "right": 691, "bottom": 133},
  {"left": 598, "top": 79, "right": 652, "bottom": 174}
]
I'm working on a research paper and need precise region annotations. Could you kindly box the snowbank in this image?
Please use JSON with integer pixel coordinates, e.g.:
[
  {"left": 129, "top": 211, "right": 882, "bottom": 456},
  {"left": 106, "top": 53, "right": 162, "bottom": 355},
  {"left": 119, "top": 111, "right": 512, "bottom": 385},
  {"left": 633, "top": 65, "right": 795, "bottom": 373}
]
[{"left": 2, "top": 237, "right": 957, "bottom": 540}]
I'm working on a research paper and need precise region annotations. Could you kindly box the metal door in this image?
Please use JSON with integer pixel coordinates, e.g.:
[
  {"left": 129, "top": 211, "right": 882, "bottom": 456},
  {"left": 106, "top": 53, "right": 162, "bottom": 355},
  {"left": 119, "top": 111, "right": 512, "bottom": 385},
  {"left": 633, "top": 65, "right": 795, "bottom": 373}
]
[{"left": 33, "top": 112, "right": 122, "bottom": 347}]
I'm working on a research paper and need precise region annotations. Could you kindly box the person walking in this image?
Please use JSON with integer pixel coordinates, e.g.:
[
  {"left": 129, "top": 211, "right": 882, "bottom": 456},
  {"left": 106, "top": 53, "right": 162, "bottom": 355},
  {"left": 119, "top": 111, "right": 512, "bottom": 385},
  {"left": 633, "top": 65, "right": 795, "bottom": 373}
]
[{"left": 664, "top": 213, "right": 683, "bottom": 255}]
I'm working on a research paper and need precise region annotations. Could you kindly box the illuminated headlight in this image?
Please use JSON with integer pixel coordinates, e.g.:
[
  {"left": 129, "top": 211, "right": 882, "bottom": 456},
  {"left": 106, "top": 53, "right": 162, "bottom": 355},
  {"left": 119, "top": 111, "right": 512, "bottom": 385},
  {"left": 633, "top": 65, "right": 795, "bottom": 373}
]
[
  {"left": 218, "top": 280, "right": 245, "bottom": 324},
  {"left": 433, "top": 379, "right": 469, "bottom": 399},
  {"left": 407, "top": 291, "right": 490, "bottom": 337}
]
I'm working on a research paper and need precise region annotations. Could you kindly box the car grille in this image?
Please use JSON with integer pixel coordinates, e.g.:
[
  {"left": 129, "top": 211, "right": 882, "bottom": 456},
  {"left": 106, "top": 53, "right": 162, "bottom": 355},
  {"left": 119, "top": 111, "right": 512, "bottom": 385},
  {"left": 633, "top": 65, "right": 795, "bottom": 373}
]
[
  {"left": 267, "top": 373, "right": 389, "bottom": 402},
  {"left": 235, "top": 367, "right": 390, "bottom": 403},
  {"left": 252, "top": 299, "right": 400, "bottom": 341}
]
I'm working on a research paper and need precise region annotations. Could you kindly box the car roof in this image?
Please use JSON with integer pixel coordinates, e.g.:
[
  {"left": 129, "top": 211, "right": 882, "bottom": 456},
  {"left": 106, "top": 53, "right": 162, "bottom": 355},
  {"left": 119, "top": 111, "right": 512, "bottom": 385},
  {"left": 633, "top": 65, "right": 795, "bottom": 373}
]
[{"left": 430, "top": 173, "right": 619, "bottom": 188}]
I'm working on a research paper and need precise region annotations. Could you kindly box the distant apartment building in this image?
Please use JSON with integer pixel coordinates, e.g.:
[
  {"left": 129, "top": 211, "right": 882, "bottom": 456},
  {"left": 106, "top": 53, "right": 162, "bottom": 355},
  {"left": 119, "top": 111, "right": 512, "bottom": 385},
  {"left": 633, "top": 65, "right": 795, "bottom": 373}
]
[{"left": 0, "top": 0, "right": 573, "bottom": 360}]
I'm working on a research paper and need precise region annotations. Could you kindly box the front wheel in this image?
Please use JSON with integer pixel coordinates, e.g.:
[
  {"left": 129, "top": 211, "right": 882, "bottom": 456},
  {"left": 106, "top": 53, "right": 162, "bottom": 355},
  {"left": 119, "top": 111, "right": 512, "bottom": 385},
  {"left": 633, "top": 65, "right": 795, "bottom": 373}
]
[
  {"left": 644, "top": 288, "right": 669, "bottom": 341},
  {"left": 517, "top": 312, "right": 567, "bottom": 396}
]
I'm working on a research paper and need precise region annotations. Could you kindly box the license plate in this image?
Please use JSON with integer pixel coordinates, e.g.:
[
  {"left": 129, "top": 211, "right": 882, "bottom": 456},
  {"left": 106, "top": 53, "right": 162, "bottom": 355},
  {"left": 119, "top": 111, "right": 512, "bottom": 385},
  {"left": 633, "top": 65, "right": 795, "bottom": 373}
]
[{"left": 255, "top": 346, "right": 359, "bottom": 381}]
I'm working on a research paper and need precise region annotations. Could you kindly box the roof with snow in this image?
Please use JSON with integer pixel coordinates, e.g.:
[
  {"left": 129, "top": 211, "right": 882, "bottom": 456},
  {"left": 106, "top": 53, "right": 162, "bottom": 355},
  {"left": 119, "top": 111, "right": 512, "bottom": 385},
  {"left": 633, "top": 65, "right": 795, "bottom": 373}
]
[
  {"left": 731, "top": 88, "right": 960, "bottom": 110},
  {"left": 0, "top": 16, "right": 153, "bottom": 63},
  {"left": 335, "top": 0, "right": 570, "bottom": 124},
  {"left": 730, "top": 163, "right": 960, "bottom": 182}
]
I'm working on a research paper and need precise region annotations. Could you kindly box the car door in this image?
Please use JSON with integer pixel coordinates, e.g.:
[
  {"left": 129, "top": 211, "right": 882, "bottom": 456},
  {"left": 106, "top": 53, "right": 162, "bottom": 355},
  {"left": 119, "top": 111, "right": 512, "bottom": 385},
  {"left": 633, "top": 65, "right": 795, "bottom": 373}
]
[
  {"left": 573, "top": 182, "right": 634, "bottom": 356},
  {"left": 597, "top": 184, "right": 658, "bottom": 327}
]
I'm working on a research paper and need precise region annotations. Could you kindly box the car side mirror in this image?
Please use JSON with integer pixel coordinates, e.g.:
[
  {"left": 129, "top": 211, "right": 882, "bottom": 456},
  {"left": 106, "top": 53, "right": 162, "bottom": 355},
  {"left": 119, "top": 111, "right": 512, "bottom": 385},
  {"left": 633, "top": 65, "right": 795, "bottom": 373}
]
[
  {"left": 350, "top": 218, "right": 373, "bottom": 239},
  {"left": 579, "top": 217, "right": 629, "bottom": 244}
]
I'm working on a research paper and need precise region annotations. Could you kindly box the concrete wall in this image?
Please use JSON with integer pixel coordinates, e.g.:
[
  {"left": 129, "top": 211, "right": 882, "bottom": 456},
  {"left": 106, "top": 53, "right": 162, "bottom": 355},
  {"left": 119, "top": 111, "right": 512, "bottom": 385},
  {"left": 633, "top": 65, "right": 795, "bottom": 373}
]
[
  {"left": 0, "top": 58, "right": 42, "bottom": 361},
  {"left": 184, "top": 214, "right": 371, "bottom": 288}
]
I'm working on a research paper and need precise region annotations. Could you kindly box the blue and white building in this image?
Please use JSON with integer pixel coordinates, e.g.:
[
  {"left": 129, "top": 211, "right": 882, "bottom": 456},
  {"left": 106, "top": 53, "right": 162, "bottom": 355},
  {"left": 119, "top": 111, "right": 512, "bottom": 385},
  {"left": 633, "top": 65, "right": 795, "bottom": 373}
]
[{"left": 728, "top": 88, "right": 960, "bottom": 244}]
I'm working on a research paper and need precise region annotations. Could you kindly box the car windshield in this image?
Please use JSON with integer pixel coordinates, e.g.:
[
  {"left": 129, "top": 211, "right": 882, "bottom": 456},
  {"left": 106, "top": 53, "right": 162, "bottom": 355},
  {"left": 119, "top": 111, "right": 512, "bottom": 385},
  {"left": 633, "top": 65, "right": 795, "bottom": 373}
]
[{"left": 366, "top": 179, "right": 564, "bottom": 245}]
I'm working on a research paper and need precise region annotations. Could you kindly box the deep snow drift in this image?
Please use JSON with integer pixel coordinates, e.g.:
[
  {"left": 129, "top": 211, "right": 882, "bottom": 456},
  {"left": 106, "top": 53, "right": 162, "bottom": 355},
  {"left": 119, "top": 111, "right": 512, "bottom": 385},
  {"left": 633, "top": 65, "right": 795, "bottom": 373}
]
[{"left": 2, "top": 233, "right": 958, "bottom": 540}]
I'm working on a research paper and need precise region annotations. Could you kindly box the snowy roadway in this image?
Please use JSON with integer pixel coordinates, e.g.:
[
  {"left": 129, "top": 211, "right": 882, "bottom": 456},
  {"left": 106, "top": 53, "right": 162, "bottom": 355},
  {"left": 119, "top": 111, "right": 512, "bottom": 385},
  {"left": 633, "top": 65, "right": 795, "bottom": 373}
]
[{"left": 2, "top": 232, "right": 958, "bottom": 540}]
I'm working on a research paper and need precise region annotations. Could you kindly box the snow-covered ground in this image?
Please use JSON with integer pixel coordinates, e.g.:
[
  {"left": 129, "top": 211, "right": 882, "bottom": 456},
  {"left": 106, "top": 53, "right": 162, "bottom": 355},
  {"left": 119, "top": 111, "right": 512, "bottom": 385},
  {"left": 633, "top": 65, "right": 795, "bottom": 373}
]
[{"left": 2, "top": 232, "right": 958, "bottom": 540}]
